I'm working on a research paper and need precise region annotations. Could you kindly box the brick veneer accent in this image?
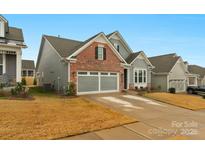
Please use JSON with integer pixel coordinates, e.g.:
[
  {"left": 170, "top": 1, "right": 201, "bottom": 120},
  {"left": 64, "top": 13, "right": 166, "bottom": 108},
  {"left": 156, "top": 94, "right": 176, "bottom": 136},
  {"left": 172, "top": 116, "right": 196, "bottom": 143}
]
[{"left": 70, "top": 41, "right": 125, "bottom": 91}]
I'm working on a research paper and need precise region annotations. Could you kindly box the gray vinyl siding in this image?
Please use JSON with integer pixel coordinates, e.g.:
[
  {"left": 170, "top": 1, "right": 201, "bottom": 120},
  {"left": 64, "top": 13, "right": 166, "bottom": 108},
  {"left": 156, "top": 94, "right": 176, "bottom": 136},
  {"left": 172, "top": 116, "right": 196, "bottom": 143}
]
[
  {"left": 151, "top": 74, "right": 168, "bottom": 91},
  {"left": 37, "top": 39, "right": 68, "bottom": 91},
  {"left": 129, "top": 58, "right": 151, "bottom": 84},
  {"left": 109, "top": 38, "right": 130, "bottom": 59},
  {"left": 169, "top": 61, "right": 187, "bottom": 81},
  {"left": 6, "top": 54, "right": 16, "bottom": 81}
]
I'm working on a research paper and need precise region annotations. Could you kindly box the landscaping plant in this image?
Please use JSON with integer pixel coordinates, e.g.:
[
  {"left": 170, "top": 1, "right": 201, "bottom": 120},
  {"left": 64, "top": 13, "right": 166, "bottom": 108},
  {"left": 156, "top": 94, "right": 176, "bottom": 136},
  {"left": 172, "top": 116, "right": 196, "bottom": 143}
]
[
  {"left": 11, "top": 82, "right": 30, "bottom": 98},
  {"left": 66, "top": 82, "right": 76, "bottom": 96},
  {"left": 21, "top": 78, "right": 27, "bottom": 86},
  {"left": 33, "top": 78, "right": 37, "bottom": 85},
  {"left": 169, "top": 88, "right": 176, "bottom": 94}
]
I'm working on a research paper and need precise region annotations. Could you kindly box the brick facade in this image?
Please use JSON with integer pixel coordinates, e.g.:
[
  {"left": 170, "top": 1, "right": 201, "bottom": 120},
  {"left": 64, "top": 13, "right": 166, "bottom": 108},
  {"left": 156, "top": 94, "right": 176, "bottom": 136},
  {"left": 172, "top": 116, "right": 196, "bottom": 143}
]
[{"left": 70, "top": 41, "right": 125, "bottom": 91}]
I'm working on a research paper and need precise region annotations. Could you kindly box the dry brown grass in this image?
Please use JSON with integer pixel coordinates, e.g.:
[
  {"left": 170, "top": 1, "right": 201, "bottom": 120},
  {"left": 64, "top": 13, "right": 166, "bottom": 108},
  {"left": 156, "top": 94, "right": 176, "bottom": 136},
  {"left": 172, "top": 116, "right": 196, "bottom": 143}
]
[
  {"left": 0, "top": 96, "right": 136, "bottom": 139},
  {"left": 144, "top": 92, "right": 205, "bottom": 110}
]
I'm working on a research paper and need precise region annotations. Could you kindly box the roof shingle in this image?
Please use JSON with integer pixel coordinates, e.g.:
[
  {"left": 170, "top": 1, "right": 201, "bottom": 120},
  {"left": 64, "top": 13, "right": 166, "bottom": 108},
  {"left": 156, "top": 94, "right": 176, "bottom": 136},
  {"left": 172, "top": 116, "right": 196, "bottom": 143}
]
[
  {"left": 22, "top": 60, "right": 35, "bottom": 70},
  {"left": 125, "top": 51, "right": 141, "bottom": 64},
  {"left": 149, "top": 53, "right": 180, "bottom": 73},
  {"left": 188, "top": 65, "right": 205, "bottom": 78}
]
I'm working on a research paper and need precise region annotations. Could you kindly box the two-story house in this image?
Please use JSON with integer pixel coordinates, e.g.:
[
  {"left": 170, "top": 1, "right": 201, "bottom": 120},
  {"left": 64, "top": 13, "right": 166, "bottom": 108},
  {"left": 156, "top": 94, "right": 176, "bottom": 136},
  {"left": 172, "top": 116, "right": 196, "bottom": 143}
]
[{"left": 0, "top": 15, "right": 26, "bottom": 85}]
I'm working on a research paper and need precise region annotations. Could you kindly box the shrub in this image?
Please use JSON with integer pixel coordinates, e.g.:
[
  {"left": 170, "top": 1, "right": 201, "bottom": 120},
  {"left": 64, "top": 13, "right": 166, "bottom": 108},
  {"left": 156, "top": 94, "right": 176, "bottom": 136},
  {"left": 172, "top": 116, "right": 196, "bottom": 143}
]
[
  {"left": 169, "top": 88, "right": 176, "bottom": 94},
  {"left": 21, "top": 78, "right": 27, "bottom": 86},
  {"left": 33, "top": 78, "right": 37, "bottom": 85},
  {"left": 10, "top": 82, "right": 30, "bottom": 98},
  {"left": 202, "top": 95, "right": 205, "bottom": 99},
  {"left": 66, "top": 82, "right": 76, "bottom": 96},
  {"left": 0, "top": 83, "right": 7, "bottom": 89}
]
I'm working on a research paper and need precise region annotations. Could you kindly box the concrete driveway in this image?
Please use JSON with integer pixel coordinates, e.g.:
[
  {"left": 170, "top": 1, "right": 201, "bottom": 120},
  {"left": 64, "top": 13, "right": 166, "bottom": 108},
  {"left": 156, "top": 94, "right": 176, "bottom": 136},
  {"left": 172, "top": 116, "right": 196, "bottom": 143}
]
[{"left": 64, "top": 92, "right": 205, "bottom": 140}]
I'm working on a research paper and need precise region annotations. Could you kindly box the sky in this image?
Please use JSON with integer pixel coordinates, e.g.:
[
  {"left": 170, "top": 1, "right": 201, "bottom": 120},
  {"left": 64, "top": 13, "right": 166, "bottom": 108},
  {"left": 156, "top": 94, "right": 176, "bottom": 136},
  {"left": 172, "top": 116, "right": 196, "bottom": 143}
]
[{"left": 3, "top": 14, "right": 205, "bottom": 67}]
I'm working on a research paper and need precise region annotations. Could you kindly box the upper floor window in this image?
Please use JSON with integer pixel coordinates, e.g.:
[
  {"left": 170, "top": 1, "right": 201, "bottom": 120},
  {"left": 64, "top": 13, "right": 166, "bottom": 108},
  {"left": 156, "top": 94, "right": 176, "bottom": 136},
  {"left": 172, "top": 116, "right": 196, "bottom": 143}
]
[
  {"left": 114, "top": 43, "right": 120, "bottom": 52},
  {"left": 0, "top": 21, "right": 4, "bottom": 37},
  {"left": 95, "top": 46, "right": 106, "bottom": 60},
  {"left": 0, "top": 54, "right": 3, "bottom": 75}
]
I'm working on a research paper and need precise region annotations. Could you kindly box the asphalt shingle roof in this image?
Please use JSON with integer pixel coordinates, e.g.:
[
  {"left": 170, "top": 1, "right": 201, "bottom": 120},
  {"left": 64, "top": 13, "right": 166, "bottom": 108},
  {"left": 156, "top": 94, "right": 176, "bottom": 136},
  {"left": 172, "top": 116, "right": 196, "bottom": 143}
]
[
  {"left": 5, "top": 27, "right": 24, "bottom": 42},
  {"left": 148, "top": 53, "right": 180, "bottom": 73},
  {"left": 22, "top": 60, "right": 35, "bottom": 70},
  {"left": 44, "top": 32, "right": 102, "bottom": 58},
  {"left": 188, "top": 65, "right": 205, "bottom": 78},
  {"left": 125, "top": 51, "right": 141, "bottom": 64}
]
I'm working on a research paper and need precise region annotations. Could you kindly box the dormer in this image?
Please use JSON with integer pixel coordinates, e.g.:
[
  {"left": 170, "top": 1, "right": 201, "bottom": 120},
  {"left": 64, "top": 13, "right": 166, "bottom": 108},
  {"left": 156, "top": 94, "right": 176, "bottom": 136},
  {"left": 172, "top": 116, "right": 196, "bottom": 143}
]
[
  {"left": 0, "top": 15, "right": 8, "bottom": 38},
  {"left": 107, "top": 31, "right": 132, "bottom": 59}
]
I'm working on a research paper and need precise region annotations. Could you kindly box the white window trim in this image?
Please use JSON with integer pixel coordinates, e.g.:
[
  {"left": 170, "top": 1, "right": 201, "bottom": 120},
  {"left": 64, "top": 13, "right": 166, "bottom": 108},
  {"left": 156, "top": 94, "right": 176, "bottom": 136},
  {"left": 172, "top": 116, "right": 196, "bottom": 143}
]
[
  {"left": 133, "top": 68, "right": 147, "bottom": 87},
  {"left": 0, "top": 54, "right": 6, "bottom": 75},
  {"left": 188, "top": 76, "right": 198, "bottom": 86}
]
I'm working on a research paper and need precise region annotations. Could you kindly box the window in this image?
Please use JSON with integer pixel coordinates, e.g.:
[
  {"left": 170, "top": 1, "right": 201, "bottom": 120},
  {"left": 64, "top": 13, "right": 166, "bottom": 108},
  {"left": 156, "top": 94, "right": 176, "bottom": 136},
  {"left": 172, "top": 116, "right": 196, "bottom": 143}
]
[
  {"left": 78, "top": 72, "right": 87, "bottom": 75},
  {"left": 114, "top": 43, "right": 120, "bottom": 52},
  {"left": 110, "top": 73, "right": 117, "bottom": 76},
  {"left": 90, "top": 72, "right": 98, "bottom": 75},
  {"left": 22, "top": 70, "right": 27, "bottom": 77},
  {"left": 143, "top": 70, "right": 146, "bottom": 83},
  {"left": 101, "top": 72, "right": 108, "bottom": 75},
  {"left": 97, "top": 47, "right": 104, "bottom": 60},
  {"left": 134, "top": 69, "right": 147, "bottom": 84},
  {"left": 28, "top": 70, "right": 34, "bottom": 77},
  {"left": 0, "top": 54, "right": 3, "bottom": 75},
  {"left": 135, "top": 71, "right": 138, "bottom": 83},
  {"left": 139, "top": 70, "right": 143, "bottom": 83}
]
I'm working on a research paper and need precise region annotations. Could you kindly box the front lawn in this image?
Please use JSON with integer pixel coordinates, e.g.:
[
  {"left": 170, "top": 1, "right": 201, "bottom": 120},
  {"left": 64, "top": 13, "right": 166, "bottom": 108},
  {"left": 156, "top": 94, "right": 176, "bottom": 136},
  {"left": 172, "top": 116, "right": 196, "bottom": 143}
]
[
  {"left": 144, "top": 92, "right": 205, "bottom": 110},
  {"left": 0, "top": 96, "right": 136, "bottom": 139}
]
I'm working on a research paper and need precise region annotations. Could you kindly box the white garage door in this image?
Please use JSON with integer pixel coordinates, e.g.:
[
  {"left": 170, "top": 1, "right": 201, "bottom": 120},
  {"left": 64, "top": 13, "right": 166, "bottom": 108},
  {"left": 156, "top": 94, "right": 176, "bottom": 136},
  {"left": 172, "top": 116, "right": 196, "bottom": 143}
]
[
  {"left": 169, "top": 80, "right": 186, "bottom": 92},
  {"left": 77, "top": 71, "right": 119, "bottom": 94}
]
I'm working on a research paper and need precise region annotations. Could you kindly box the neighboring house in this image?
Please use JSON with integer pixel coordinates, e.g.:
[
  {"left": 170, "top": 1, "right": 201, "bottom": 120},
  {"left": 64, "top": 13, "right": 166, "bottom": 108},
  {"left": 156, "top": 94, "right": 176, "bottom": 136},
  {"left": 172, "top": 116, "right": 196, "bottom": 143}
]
[
  {"left": 0, "top": 15, "right": 26, "bottom": 85},
  {"left": 22, "top": 60, "right": 35, "bottom": 85},
  {"left": 149, "top": 53, "right": 189, "bottom": 92},
  {"left": 187, "top": 64, "right": 205, "bottom": 86},
  {"left": 36, "top": 31, "right": 153, "bottom": 94}
]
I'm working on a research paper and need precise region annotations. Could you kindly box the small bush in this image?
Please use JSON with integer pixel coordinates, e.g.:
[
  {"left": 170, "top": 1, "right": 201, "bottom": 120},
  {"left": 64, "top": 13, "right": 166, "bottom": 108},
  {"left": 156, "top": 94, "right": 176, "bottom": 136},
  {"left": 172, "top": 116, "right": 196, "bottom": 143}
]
[
  {"left": 0, "top": 83, "right": 5, "bottom": 89},
  {"left": 10, "top": 82, "right": 30, "bottom": 98},
  {"left": 169, "top": 88, "right": 176, "bottom": 94},
  {"left": 21, "top": 78, "right": 27, "bottom": 86},
  {"left": 202, "top": 95, "right": 205, "bottom": 99},
  {"left": 33, "top": 78, "right": 37, "bottom": 85},
  {"left": 66, "top": 82, "right": 76, "bottom": 96}
]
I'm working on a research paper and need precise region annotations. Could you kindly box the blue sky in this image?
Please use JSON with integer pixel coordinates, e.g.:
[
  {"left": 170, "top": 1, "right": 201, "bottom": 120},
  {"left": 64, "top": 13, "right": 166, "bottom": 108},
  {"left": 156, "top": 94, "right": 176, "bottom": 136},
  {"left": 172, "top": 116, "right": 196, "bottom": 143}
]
[{"left": 4, "top": 14, "right": 205, "bottom": 66}]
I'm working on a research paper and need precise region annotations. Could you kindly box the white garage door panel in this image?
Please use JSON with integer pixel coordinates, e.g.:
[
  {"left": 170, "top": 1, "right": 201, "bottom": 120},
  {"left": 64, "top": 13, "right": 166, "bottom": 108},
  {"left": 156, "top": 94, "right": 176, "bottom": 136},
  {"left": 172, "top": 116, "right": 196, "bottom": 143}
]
[
  {"left": 77, "top": 71, "right": 119, "bottom": 94},
  {"left": 78, "top": 76, "right": 99, "bottom": 92},
  {"left": 100, "top": 76, "right": 118, "bottom": 91},
  {"left": 169, "top": 80, "right": 185, "bottom": 92}
]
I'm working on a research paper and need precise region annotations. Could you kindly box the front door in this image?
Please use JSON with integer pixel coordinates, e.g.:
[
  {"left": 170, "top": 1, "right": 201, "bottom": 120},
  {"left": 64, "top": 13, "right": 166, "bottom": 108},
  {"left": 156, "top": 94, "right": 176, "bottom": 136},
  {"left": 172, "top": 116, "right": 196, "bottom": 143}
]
[{"left": 124, "top": 69, "right": 127, "bottom": 89}]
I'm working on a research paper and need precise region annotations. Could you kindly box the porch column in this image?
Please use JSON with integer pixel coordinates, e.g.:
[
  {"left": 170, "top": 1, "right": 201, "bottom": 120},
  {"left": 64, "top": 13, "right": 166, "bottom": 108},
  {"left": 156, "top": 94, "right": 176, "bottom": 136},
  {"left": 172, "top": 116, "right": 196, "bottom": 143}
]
[
  {"left": 16, "top": 50, "right": 22, "bottom": 82},
  {"left": 2, "top": 53, "right": 6, "bottom": 74}
]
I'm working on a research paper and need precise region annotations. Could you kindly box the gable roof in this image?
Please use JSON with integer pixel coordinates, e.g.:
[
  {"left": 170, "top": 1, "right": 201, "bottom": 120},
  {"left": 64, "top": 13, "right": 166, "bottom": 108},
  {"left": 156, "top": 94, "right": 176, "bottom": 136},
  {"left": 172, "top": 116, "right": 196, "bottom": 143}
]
[
  {"left": 149, "top": 53, "right": 180, "bottom": 73},
  {"left": 44, "top": 35, "right": 82, "bottom": 58},
  {"left": 44, "top": 32, "right": 126, "bottom": 63},
  {"left": 5, "top": 27, "right": 24, "bottom": 42},
  {"left": 107, "top": 31, "right": 133, "bottom": 54},
  {"left": 0, "top": 15, "right": 24, "bottom": 42},
  {"left": 22, "top": 60, "right": 35, "bottom": 70},
  {"left": 188, "top": 65, "right": 205, "bottom": 78},
  {"left": 125, "top": 51, "right": 141, "bottom": 64}
]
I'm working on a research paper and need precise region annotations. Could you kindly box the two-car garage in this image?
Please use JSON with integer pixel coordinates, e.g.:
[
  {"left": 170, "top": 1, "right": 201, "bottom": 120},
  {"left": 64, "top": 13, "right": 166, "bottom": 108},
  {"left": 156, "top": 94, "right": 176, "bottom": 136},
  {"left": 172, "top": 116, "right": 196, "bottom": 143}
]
[{"left": 77, "top": 71, "right": 119, "bottom": 94}]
